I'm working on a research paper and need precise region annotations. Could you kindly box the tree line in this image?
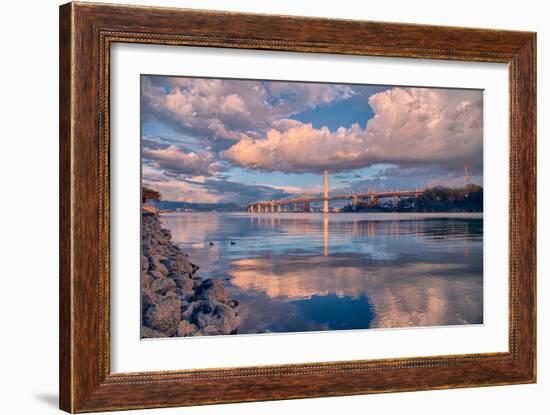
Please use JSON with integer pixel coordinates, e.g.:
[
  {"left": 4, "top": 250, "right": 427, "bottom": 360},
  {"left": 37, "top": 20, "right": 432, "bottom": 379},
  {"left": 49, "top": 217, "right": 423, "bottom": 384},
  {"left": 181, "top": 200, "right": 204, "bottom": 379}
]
[{"left": 343, "top": 184, "right": 483, "bottom": 213}]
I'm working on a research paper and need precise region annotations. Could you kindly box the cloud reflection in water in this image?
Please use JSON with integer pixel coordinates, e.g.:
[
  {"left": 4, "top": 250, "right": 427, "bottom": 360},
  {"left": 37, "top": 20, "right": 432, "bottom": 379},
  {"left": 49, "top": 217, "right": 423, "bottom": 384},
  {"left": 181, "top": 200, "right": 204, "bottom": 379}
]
[{"left": 161, "top": 212, "right": 483, "bottom": 334}]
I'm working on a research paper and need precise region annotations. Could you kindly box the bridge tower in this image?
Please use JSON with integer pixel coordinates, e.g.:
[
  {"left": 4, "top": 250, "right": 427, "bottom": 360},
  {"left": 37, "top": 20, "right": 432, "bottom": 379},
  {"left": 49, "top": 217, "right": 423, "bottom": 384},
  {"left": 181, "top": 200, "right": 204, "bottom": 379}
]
[{"left": 323, "top": 170, "right": 329, "bottom": 213}]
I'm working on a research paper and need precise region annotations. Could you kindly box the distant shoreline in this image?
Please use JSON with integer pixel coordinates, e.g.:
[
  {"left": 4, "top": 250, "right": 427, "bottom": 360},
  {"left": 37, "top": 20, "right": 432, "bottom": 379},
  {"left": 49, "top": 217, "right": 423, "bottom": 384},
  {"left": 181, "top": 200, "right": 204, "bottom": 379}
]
[
  {"left": 160, "top": 211, "right": 484, "bottom": 219},
  {"left": 152, "top": 185, "right": 483, "bottom": 215}
]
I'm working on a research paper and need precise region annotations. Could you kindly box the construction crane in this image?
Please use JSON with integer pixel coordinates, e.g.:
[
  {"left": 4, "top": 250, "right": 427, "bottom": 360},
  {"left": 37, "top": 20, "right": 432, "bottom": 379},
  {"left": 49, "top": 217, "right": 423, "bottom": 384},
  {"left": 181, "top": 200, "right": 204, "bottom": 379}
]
[{"left": 464, "top": 164, "right": 472, "bottom": 186}]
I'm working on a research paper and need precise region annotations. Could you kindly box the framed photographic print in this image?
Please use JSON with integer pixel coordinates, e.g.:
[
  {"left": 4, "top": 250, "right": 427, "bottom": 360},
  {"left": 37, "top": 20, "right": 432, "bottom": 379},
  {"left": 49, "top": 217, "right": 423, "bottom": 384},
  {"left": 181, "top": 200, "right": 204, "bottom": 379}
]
[{"left": 59, "top": 2, "right": 536, "bottom": 412}]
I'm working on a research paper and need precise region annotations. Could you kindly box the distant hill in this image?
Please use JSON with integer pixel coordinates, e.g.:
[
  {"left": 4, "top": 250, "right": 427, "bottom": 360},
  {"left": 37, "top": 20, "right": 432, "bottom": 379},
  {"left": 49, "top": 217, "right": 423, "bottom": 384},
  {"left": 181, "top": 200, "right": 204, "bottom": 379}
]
[{"left": 152, "top": 200, "right": 242, "bottom": 212}]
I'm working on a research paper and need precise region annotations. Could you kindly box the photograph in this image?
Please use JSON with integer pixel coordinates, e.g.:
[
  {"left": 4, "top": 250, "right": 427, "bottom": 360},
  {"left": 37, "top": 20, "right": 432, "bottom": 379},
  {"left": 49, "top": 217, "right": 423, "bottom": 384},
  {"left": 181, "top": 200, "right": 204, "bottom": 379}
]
[
  {"left": 2, "top": 0, "right": 539, "bottom": 413},
  {"left": 140, "top": 76, "right": 484, "bottom": 338}
]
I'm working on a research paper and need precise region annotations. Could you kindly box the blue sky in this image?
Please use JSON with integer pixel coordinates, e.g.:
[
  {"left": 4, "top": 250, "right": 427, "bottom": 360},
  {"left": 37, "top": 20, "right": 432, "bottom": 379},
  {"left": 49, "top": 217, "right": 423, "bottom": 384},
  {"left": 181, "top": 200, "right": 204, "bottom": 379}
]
[
  {"left": 141, "top": 76, "right": 483, "bottom": 204},
  {"left": 289, "top": 85, "right": 388, "bottom": 130}
]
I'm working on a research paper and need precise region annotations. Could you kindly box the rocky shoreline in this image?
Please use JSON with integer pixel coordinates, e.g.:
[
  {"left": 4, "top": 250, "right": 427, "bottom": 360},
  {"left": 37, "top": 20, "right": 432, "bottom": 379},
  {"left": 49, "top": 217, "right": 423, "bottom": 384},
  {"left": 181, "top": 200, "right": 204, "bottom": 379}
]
[{"left": 141, "top": 212, "right": 240, "bottom": 338}]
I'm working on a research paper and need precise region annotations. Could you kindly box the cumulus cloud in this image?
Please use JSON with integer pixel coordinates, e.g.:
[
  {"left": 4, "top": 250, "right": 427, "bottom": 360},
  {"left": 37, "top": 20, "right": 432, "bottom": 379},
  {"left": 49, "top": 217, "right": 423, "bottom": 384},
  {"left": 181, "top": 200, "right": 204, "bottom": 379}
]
[
  {"left": 221, "top": 87, "right": 483, "bottom": 174},
  {"left": 146, "top": 178, "right": 225, "bottom": 203},
  {"left": 142, "top": 145, "right": 221, "bottom": 176},
  {"left": 143, "top": 164, "right": 289, "bottom": 204},
  {"left": 142, "top": 164, "right": 223, "bottom": 203},
  {"left": 141, "top": 76, "right": 354, "bottom": 142},
  {"left": 263, "top": 82, "right": 354, "bottom": 112}
]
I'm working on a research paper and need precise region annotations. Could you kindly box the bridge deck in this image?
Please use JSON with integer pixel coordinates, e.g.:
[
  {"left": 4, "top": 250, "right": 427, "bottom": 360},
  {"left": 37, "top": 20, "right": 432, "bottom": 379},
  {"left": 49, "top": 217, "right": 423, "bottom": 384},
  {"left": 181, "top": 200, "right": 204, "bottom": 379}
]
[{"left": 248, "top": 190, "right": 424, "bottom": 210}]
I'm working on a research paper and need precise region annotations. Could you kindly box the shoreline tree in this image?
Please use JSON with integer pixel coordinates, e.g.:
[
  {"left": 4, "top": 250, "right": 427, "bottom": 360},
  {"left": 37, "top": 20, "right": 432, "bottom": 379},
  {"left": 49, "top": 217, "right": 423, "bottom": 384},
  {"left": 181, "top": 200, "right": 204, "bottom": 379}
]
[
  {"left": 142, "top": 187, "right": 161, "bottom": 204},
  {"left": 342, "top": 185, "right": 483, "bottom": 213}
]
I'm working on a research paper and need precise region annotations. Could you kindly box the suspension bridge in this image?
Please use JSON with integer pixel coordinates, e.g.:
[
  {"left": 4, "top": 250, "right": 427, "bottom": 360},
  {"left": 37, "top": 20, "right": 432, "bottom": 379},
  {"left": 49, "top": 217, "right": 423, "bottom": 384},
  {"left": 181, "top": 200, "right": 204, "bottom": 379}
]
[{"left": 247, "top": 170, "right": 425, "bottom": 213}]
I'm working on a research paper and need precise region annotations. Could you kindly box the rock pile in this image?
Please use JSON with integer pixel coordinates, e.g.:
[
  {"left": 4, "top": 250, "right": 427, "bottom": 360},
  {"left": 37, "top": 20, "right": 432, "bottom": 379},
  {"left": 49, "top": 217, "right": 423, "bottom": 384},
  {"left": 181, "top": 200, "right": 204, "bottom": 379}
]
[{"left": 141, "top": 213, "right": 240, "bottom": 338}]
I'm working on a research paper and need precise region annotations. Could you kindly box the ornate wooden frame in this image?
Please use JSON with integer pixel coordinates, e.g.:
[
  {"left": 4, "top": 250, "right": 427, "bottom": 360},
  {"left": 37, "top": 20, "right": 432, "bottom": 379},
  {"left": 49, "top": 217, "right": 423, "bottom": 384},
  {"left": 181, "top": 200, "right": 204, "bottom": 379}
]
[{"left": 59, "top": 2, "right": 536, "bottom": 412}]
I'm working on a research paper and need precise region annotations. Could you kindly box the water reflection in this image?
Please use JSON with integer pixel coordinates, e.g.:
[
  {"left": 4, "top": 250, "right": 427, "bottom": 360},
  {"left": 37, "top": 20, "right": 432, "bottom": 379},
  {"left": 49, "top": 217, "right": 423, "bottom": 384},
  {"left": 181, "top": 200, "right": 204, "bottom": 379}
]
[
  {"left": 161, "top": 212, "right": 483, "bottom": 334},
  {"left": 324, "top": 216, "right": 329, "bottom": 257}
]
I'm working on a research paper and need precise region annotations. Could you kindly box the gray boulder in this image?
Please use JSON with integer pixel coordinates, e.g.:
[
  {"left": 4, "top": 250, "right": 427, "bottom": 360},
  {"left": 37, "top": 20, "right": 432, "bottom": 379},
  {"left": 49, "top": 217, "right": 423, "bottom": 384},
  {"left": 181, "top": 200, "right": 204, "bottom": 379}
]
[
  {"left": 149, "top": 256, "right": 169, "bottom": 277},
  {"left": 140, "top": 213, "right": 241, "bottom": 338},
  {"left": 177, "top": 320, "right": 198, "bottom": 336},
  {"left": 191, "top": 300, "right": 239, "bottom": 335},
  {"left": 143, "top": 295, "right": 181, "bottom": 336},
  {"left": 151, "top": 277, "right": 176, "bottom": 295},
  {"left": 195, "top": 279, "right": 228, "bottom": 303},
  {"left": 141, "top": 326, "right": 164, "bottom": 338}
]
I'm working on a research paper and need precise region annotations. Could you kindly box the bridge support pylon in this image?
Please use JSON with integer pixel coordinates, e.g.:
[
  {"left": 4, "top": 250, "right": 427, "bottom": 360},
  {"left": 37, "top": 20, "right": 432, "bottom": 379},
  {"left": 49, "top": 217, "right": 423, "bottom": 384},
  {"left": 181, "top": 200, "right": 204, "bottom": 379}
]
[{"left": 323, "top": 170, "right": 329, "bottom": 213}]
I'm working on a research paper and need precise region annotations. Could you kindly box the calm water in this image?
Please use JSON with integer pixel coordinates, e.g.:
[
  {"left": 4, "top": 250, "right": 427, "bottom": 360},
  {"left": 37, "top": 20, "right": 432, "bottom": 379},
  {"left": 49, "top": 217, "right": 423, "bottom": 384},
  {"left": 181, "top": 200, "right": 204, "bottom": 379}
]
[{"left": 160, "top": 212, "right": 483, "bottom": 334}]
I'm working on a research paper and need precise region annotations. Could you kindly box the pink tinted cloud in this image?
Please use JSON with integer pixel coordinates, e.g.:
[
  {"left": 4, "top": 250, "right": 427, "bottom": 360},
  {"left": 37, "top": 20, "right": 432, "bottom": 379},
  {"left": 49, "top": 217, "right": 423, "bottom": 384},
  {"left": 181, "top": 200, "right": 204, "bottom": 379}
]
[
  {"left": 142, "top": 77, "right": 354, "bottom": 140},
  {"left": 221, "top": 87, "right": 482, "bottom": 173},
  {"left": 142, "top": 145, "right": 217, "bottom": 175},
  {"left": 141, "top": 164, "right": 224, "bottom": 203}
]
